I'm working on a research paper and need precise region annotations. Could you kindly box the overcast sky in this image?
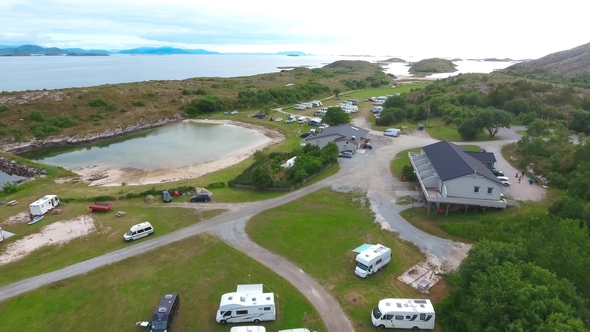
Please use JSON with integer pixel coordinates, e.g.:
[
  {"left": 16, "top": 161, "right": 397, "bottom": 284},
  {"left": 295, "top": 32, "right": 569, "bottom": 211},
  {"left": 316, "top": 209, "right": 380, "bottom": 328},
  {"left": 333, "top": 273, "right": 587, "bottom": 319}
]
[{"left": 1, "top": 0, "right": 588, "bottom": 59}]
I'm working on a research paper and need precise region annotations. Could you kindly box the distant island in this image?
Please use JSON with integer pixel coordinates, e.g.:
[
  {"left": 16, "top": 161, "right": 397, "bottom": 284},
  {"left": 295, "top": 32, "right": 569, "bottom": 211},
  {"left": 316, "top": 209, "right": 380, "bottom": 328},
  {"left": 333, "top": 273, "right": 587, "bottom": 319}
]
[
  {"left": 409, "top": 58, "right": 458, "bottom": 76},
  {"left": 0, "top": 44, "right": 311, "bottom": 57},
  {"left": 382, "top": 58, "right": 407, "bottom": 63}
]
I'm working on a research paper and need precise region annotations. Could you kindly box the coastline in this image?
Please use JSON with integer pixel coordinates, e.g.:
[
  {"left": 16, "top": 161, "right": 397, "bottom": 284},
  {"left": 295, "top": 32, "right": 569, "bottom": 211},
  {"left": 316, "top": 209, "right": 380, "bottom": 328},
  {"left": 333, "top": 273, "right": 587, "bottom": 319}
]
[{"left": 73, "top": 119, "right": 285, "bottom": 187}]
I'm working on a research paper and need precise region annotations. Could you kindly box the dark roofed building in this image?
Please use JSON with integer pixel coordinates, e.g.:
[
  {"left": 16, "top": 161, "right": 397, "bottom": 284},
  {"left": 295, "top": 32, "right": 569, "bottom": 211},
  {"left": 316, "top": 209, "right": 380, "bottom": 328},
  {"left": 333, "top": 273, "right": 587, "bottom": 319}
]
[
  {"left": 304, "top": 124, "right": 369, "bottom": 152},
  {"left": 409, "top": 140, "right": 507, "bottom": 210}
]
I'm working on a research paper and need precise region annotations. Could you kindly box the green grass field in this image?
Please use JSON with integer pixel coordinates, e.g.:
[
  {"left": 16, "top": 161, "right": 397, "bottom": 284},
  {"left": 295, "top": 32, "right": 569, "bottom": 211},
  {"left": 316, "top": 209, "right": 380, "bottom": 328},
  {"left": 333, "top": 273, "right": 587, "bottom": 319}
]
[
  {"left": 245, "top": 188, "right": 446, "bottom": 331},
  {"left": 0, "top": 234, "right": 326, "bottom": 332}
]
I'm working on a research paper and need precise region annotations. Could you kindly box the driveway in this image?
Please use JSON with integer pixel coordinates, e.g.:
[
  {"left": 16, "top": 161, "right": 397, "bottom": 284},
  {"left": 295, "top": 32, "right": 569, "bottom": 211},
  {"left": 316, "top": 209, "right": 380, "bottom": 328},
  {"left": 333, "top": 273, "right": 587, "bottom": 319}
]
[{"left": 0, "top": 119, "right": 541, "bottom": 332}]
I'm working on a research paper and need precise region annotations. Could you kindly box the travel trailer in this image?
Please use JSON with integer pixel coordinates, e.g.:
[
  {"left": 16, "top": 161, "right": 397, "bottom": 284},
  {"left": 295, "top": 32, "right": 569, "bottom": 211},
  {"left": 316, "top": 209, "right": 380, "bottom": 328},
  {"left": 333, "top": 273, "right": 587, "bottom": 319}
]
[
  {"left": 371, "top": 298, "right": 435, "bottom": 330},
  {"left": 123, "top": 222, "right": 154, "bottom": 241},
  {"left": 150, "top": 293, "right": 180, "bottom": 332},
  {"left": 314, "top": 110, "right": 327, "bottom": 117},
  {"left": 308, "top": 118, "right": 322, "bottom": 126},
  {"left": 216, "top": 284, "right": 276, "bottom": 325},
  {"left": 293, "top": 104, "right": 306, "bottom": 110},
  {"left": 297, "top": 116, "right": 307, "bottom": 124},
  {"left": 355, "top": 244, "right": 392, "bottom": 278},
  {"left": 29, "top": 195, "right": 60, "bottom": 216},
  {"left": 384, "top": 128, "right": 401, "bottom": 137},
  {"left": 373, "top": 106, "right": 384, "bottom": 114},
  {"left": 303, "top": 102, "right": 314, "bottom": 109}
]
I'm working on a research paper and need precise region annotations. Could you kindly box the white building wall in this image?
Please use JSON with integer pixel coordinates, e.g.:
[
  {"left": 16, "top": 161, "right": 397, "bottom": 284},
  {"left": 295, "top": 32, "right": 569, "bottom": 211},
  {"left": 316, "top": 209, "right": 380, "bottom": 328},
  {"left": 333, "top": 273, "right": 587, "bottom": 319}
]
[{"left": 444, "top": 176, "right": 502, "bottom": 200}]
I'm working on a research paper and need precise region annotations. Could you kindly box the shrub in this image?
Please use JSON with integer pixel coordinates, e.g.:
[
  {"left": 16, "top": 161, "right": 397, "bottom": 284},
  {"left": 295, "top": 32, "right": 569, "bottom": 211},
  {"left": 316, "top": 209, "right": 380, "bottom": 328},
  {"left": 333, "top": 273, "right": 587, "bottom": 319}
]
[
  {"left": 0, "top": 104, "right": 10, "bottom": 112},
  {"left": 28, "top": 110, "right": 45, "bottom": 122},
  {"left": 2, "top": 182, "right": 18, "bottom": 194},
  {"left": 205, "top": 182, "right": 226, "bottom": 189},
  {"left": 91, "top": 195, "right": 117, "bottom": 202},
  {"left": 132, "top": 101, "right": 146, "bottom": 107},
  {"left": 51, "top": 115, "right": 77, "bottom": 128},
  {"left": 88, "top": 98, "right": 109, "bottom": 107}
]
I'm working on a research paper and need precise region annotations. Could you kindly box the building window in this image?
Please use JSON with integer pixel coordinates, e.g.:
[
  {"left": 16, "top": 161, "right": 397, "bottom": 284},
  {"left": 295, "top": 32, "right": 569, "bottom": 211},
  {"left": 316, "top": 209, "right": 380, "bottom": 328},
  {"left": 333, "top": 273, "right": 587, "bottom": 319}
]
[
  {"left": 473, "top": 186, "right": 480, "bottom": 193},
  {"left": 487, "top": 187, "right": 493, "bottom": 194}
]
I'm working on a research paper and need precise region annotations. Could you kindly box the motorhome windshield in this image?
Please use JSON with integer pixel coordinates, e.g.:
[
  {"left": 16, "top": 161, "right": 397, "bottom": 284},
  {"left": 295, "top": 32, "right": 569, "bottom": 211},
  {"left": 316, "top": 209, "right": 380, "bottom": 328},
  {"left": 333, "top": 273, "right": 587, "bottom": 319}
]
[
  {"left": 151, "top": 321, "right": 167, "bottom": 330},
  {"left": 357, "top": 263, "right": 369, "bottom": 271},
  {"left": 125, "top": 230, "right": 133, "bottom": 236},
  {"left": 372, "top": 307, "right": 382, "bottom": 319}
]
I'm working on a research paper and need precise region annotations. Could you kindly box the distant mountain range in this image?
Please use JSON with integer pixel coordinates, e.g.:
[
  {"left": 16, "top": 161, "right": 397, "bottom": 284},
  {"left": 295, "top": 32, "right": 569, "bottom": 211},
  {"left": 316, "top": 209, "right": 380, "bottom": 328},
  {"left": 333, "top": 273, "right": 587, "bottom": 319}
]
[{"left": 0, "top": 45, "right": 311, "bottom": 56}]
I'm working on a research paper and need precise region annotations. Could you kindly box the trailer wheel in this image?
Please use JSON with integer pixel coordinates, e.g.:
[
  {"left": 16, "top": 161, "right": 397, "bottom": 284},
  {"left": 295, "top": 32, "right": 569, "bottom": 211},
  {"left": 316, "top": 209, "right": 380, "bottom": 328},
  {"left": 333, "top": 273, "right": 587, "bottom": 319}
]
[
  {"left": 220, "top": 320, "right": 227, "bottom": 325},
  {"left": 412, "top": 327, "right": 419, "bottom": 330},
  {"left": 254, "top": 319, "right": 260, "bottom": 323},
  {"left": 378, "top": 324, "right": 385, "bottom": 329}
]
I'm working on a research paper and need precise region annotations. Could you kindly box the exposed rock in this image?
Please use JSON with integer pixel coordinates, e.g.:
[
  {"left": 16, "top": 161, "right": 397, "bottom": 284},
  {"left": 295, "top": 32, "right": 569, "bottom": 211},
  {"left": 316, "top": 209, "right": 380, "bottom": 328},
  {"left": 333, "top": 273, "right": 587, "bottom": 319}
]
[
  {"left": 0, "top": 114, "right": 184, "bottom": 153},
  {"left": 0, "top": 157, "right": 48, "bottom": 178}
]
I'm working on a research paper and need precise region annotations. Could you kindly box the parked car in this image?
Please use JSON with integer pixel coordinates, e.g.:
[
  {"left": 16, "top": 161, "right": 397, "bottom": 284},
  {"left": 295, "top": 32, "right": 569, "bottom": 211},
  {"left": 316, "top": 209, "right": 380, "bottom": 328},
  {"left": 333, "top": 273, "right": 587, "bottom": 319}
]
[
  {"left": 300, "top": 132, "right": 311, "bottom": 138},
  {"left": 338, "top": 151, "right": 353, "bottom": 158},
  {"left": 230, "top": 110, "right": 239, "bottom": 115},
  {"left": 490, "top": 169, "right": 504, "bottom": 176},
  {"left": 251, "top": 113, "right": 265, "bottom": 118},
  {"left": 496, "top": 176, "right": 511, "bottom": 187},
  {"left": 190, "top": 193, "right": 212, "bottom": 202},
  {"left": 275, "top": 117, "right": 283, "bottom": 122},
  {"left": 161, "top": 190, "right": 172, "bottom": 203}
]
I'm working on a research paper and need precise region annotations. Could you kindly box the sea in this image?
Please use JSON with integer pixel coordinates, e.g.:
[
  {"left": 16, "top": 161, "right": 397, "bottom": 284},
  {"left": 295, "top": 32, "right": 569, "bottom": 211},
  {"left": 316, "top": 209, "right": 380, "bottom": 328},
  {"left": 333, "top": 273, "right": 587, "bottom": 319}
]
[{"left": 0, "top": 54, "right": 520, "bottom": 92}]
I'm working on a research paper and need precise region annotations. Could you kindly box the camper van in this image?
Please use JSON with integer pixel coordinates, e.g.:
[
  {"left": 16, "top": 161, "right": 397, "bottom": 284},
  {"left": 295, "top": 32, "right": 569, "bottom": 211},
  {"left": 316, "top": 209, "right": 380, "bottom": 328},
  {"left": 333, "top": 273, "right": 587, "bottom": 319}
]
[
  {"left": 29, "top": 195, "right": 60, "bottom": 216},
  {"left": 123, "top": 222, "right": 154, "bottom": 241},
  {"left": 373, "top": 106, "right": 384, "bottom": 114},
  {"left": 384, "top": 128, "right": 401, "bottom": 137},
  {"left": 371, "top": 298, "right": 435, "bottom": 330},
  {"left": 230, "top": 327, "right": 266, "bottom": 332},
  {"left": 150, "top": 293, "right": 180, "bottom": 332},
  {"left": 297, "top": 116, "right": 307, "bottom": 124},
  {"left": 303, "top": 102, "right": 314, "bottom": 109},
  {"left": 293, "top": 104, "right": 306, "bottom": 110},
  {"left": 355, "top": 244, "right": 392, "bottom": 278},
  {"left": 216, "top": 284, "right": 276, "bottom": 325}
]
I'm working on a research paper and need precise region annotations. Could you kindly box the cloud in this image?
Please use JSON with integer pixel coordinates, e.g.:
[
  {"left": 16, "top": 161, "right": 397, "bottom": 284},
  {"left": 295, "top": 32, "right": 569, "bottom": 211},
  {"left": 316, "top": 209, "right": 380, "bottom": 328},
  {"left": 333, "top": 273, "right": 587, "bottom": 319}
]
[{"left": 0, "top": 0, "right": 589, "bottom": 58}]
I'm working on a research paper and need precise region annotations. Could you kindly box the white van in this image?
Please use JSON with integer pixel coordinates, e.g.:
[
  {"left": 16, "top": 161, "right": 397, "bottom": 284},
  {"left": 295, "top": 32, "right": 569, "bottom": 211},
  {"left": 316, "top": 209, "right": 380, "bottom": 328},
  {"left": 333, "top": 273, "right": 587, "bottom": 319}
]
[
  {"left": 285, "top": 116, "right": 296, "bottom": 124},
  {"left": 297, "top": 116, "right": 307, "bottom": 124},
  {"left": 230, "top": 327, "right": 266, "bottom": 332},
  {"left": 373, "top": 106, "right": 383, "bottom": 114},
  {"left": 384, "top": 128, "right": 401, "bottom": 137},
  {"left": 123, "top": 222, "right": 154, "bottom": 241}
]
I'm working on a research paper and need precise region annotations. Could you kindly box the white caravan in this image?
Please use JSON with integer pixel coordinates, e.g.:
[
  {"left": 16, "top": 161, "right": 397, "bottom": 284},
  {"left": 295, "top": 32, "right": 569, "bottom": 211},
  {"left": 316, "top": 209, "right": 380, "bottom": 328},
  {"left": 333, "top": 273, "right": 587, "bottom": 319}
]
[
  {"left": 355, "top": 244, "right": 392, "bottom": 278},
  {"left": 293, "top": 104, "right": 306, "bottom": 110},
  {"left": 384, "top": 128, "right": 401, "bottom": 137},
  {"left": 230, "top": 327, "right": 266, "bottom": 332},
  {"left": 297, "top": 116, "right": 308, "bottom": 124},
  {"left": 216, "top": 284, "right": 276, "bottom": 325},
  {"left": 314, "top": 110, "right": 327, "bottom": 117},
  {"left": 29, "top": 195, "right": 60, "bottom": 216},
  {"left": 371, "top": 298, "right": 435, "bottom": 330}
]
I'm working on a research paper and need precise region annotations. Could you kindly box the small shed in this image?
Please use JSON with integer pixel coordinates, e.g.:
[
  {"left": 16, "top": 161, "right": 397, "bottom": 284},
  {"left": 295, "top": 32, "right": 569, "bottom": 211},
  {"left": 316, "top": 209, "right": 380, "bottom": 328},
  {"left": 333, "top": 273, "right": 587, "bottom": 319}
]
[
  {"left": 144, "top": 195, "right": 155, "bottom": 204},
  {"left": 418, "top": 124, "right": 425, "bottom": 130}
]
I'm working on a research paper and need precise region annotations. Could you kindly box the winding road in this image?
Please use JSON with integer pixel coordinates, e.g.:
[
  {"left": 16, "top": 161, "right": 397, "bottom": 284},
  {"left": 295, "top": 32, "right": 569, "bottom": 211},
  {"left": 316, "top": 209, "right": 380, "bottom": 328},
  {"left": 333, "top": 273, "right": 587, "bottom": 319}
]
[{"left": 0, "top": 120, "right": 545, "bottom": 331}]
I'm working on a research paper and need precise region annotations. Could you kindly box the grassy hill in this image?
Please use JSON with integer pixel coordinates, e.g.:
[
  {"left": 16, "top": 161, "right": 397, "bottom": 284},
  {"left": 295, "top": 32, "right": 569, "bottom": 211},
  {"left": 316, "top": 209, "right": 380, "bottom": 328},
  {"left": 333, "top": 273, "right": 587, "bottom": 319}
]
[
  {"left": 503, "top": 42, "right": 590, "bottom": 88},
  {"left": 0, "top": 61, "right": 388, "bottom": 144},
  {"left": 409, "top": 58, "right": 457, "bottom": 76}
]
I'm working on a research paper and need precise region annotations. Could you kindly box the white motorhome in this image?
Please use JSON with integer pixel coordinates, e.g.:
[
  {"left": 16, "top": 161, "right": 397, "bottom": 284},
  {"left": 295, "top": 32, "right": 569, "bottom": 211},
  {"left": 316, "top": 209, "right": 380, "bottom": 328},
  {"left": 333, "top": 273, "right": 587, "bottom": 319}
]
[
  {"left": 373, "top": 106, "right": 384, "bottom": 114},
  {"left": 297, "top": 116, "right": 307, "bottom": 124},
  {"left": 304, "top": 102, "right": 314, "bottom": 109},
  {"left": 311, "top": 100, "right": 323, "bottom": 106},
  {"left": 371, "top": 298, "right": 435, "bottom": 330},
  {"left": 294, "top": 104, "right": 306, "bottom": 110},
  {"left": 308, "top": 117, "right": 322, "bottom": 126},
  {"left": 278, "top": 329, "right": 316, "bottom": 332},
  {"left": 216, "top": 284, "right": 276, "bottom": 325},
  {"left": 29, "top": 195, "right": 60, "bottom": 216},
  {"left": 230, "top": 327, "right": 266, "bottom": 332},
  {"left": 355, "top": 244, "right": 392, "bottom": 278},
  {"left": 123, "top": 222, "right": 154, "bottom": 241},
  {"left": 314, "top": 110, "right": 327, "bottom": 117}
]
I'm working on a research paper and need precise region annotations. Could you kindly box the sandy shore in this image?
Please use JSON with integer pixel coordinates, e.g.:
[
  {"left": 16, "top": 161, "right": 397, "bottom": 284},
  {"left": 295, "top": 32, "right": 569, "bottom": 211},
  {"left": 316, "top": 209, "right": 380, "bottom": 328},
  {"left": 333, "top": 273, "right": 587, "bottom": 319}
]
[{"left": 72, "top": 119, "right": 285, "bottom": 187}]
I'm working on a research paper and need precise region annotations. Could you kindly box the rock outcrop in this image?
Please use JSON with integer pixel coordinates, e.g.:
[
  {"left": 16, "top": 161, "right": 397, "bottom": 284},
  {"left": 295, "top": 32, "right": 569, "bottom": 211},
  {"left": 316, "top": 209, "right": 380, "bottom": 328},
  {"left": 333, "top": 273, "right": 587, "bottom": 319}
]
[
  {"left": 0, "top": 157, "right": 48, "bottom": 178},
  {"left": 0, "top": 114, "right": 184, "bottom": 153}
]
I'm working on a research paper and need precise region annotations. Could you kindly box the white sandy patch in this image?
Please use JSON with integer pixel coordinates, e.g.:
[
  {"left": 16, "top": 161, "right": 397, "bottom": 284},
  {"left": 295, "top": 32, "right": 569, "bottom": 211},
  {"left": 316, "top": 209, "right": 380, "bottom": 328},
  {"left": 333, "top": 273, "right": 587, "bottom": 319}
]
[
  {"left": 72, "top": 119, "right": 285, "bottom": 187},
  {"left": 2, "top": 211, "right": 30, "bottom": 225},
  {"left": 0, "top": 215, "right": 96, "bottom": 266}
]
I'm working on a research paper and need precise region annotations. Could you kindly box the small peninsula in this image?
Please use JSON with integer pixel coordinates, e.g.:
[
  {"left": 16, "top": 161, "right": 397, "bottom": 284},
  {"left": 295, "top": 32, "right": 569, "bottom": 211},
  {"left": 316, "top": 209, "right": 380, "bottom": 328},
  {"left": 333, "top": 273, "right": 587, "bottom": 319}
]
[{"left": 409, "top": 58, "right": 458, "bottom": 76}]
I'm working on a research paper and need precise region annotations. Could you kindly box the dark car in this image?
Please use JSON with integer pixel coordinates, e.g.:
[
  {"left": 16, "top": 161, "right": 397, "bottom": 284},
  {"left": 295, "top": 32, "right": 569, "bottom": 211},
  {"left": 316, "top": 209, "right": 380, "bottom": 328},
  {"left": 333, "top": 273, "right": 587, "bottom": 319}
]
[
  {"left": 190, "top": 193, "right": 212, "bottom": 202},
  {"left": 300, "top": 132, "right": 311, "bottom": 138},
  {"left": 338, "top": 151, "right": 353, "bottom": 158},
  {"left": 161, "top": 190, "right": 172, "bottom": 203},
  {"left": 490, "top": 169, "right": 504, "bottom": 177}
]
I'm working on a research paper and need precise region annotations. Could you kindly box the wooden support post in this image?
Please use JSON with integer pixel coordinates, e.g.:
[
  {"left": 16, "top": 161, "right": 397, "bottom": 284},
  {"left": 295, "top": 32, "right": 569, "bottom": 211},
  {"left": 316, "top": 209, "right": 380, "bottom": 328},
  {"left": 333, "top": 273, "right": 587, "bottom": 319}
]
[
  {"left": 427, "top": 201, "right": 431, "bottom": 216},
  {"left": 446, "top": 204, "right": 450, "bottom": 217},
  {"left": 464, "top": 204, "right": 468, "bottom": 215}
]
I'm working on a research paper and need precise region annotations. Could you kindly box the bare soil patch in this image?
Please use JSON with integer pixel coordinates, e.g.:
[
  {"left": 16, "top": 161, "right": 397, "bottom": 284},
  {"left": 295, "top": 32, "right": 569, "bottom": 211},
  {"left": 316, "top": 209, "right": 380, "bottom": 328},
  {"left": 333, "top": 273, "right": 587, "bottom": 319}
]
[{"left": 0, "top": 215, "right": 96, "bottom": 266}]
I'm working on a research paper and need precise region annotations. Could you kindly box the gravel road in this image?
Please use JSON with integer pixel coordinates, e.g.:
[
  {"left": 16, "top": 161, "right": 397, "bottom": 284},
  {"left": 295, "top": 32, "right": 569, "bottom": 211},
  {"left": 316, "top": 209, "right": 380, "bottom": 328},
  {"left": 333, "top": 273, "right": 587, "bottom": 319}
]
[{"left": 0, "top": 118, "right": 545, "bottom": 332}]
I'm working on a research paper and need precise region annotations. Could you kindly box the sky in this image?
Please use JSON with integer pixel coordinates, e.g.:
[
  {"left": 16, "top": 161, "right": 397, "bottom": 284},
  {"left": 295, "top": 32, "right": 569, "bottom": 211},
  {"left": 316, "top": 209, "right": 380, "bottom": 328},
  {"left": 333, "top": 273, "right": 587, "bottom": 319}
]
[{"left": 1, "top": 0, "right": 588, "bottom": 59}]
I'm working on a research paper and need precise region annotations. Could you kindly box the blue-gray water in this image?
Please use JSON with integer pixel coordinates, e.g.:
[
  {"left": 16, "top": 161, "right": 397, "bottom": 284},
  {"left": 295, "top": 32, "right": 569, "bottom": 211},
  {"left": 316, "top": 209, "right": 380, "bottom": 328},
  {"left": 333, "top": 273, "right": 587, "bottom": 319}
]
[
  {"left": 0, "top": 54, "right": 516, "bottom": 92},
  {"left": 0, "top": 172, "right": 24, "bottom": 186},
  {"left": 21, "top": 122, "right": 268, "bottom": 171}
]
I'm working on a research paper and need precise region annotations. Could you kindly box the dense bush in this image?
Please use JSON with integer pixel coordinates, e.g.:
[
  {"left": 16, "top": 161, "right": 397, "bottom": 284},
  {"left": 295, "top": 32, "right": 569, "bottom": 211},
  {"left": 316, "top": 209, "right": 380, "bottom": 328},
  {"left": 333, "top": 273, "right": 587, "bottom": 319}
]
[
  {"left": 235, "top": 82, "right": 330, "bottom": 108},
  {"left": 205, "top": 182, "right": 226, "bottom": 189},
  {"left": 182, "top": 96, "right": 225, "bottom": 116}
]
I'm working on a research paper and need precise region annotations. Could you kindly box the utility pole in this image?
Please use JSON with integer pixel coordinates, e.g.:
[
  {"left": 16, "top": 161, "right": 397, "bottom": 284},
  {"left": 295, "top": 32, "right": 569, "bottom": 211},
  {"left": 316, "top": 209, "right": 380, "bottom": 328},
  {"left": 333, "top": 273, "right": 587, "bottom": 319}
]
[{"left": 426, "top": 104, "right": 431, "bottom": 125}]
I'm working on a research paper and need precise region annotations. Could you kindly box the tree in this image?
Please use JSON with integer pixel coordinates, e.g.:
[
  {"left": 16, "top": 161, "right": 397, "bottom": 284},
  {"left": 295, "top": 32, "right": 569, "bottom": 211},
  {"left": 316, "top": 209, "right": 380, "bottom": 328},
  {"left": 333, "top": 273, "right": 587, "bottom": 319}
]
[
  {"left": 526, "top": 119, "right": 550, "bottom": 137},
  {"left": 250, "top": 162, "right": 273, "bottom": 189},
  {"left": 475, "top": 107, "right": 513, "bottom": 137},
  {"left": 323, "top": 107, "right": 350, "bottom": 125},
  {"left": 457, "top": 117, "right": 482, "bottom": 140},
  {"left": 383, "top": 95, "right": 406, "bottom": 109},
  {"left": 332, "top": 88, "right": 341, "bottom": 99},
  {"left": 569, "top": 109, "right": 590, "bottom": 134}
]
